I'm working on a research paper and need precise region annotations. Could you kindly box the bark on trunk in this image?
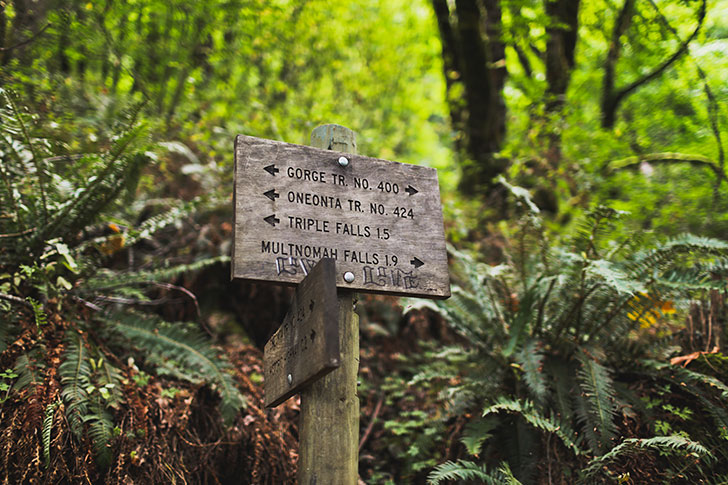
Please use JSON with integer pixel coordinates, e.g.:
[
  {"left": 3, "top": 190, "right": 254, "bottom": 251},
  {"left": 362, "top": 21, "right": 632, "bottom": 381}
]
[{"left": 431, "top": 0, "right": 508, "bottom": 199}]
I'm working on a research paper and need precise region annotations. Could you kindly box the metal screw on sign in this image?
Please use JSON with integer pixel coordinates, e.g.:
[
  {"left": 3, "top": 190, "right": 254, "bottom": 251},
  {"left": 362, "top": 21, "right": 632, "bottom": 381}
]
[
  {"left": 343, "top": 271, "right": 355, "bottom": 283},
  {"left": 338, "top": 156, "right": 349, "bottom": 167}
]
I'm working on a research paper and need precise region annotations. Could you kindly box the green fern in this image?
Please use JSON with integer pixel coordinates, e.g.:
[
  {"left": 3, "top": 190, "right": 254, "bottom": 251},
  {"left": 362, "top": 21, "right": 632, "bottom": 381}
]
[
  {"left": 641, "top": 360, "right": 728, "bottom": 435},
  {"left": 59, "top": 334, "right": 92, "bottom": 437},
  {"left": 571, "top": 206, "right": 628, "bottom": 257},
  {"left": 461, "top": 416, "right": 499, "bottom": 456},
  {"left": 575, "top": 351, "right": 618, "bottom": 453},
  {"left": 37, "top": 152, "right": 148, "bottom": 245},
  {"left": 123, "top": 200, "right": 200, "bottom": 247},
  {"left": 503, "top": 289, "right": 537, "bottom": 357},
  {"left": 585, "top": 259, "right": 646, "bottom": 296},
  {"left": 42, "top": 401, "right": 60, "bottom": 467},
  {"left": 428, "top": 460, "right": 522, "bottom": 485},
  {"left": 26, "top": 297, "right": 48, "bottom": 328},
  {"left": 83, "top": 255, "right": 229, "bottom": 293},
  {"left": 483, "top": 398, "right": 583, "bottom": 455},
  {"left": 84, "top": 398, "right": 114, "bottom": 469},
  {"left": 545, "top": 358, "right": 578, "bottom": 442},
  {"left": 628, "top": 234, "right": 728, "bottom": 281},
  {"left": 0, "top": 87, "right": 49, "bottom": 222},
  {"left": 580, "top": 435, "right": 713, "bottom": 481},
  {"left": 13, "top": 349, "right": 45, "bottom": 393},
  {"left": 515, "top": 339, "right": 547, "bottom": 404},
  {"left": 109, "top": 313, "right": 246, "bottom": 422},
  {"left": 646, "top": 360, "right": 728, "bottom": 400}
]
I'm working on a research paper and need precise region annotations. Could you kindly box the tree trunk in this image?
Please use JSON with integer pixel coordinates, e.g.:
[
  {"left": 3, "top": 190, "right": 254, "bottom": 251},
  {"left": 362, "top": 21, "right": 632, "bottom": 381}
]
[
  {"left": 431, "top": 0, "right": 508, "bottom": 200},
  {"left": 544, "top": 0, "right": 580, "bottom": 163}
]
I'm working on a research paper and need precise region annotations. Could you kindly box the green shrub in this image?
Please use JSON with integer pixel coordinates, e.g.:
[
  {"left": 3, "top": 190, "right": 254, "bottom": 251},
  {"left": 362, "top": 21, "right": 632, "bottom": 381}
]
[
  {"left": 391, "top": 185, "right": 728, "bottom": 483},
  {"left": 0, "top": 87, "right": 244, "bottom": 474}
]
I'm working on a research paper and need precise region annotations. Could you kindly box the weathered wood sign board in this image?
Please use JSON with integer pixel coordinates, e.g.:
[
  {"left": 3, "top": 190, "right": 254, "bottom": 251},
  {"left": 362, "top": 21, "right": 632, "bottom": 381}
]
[
  {"left": 264, "top": 258, "right": 340, "bottom": 408},
  {"left": 232, "top": 135, "right": 450, "bottom": 299}
]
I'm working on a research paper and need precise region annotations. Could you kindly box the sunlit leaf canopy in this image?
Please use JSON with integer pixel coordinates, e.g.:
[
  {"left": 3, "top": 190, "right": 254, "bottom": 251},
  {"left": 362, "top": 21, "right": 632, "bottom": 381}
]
[{"left": 3, "top": 0, "right": 728, "bottom": 229}]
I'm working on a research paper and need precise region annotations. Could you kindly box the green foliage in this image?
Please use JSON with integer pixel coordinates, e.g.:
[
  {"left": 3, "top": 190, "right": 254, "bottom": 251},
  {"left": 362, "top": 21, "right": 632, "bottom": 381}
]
[
  {"left": 575, "top": 352, "right": 618, "bottom": 453},
  {"left": 109, "top": 313, "right": 246, "bottom": 423},
  {"left": 0, "top": 368, "right": 18, "bottom": 403},
  {"left": 580, "top": 435, "right": 714, "bottom": 482},
  {"left": 59, "top": 334, "right": 93, "bottom": 438},
  {"left": 13, "top": 349, "right": 44, "bottom": 396},
  {"left": 2, "top": 0, "right": 727, "bottom": 480},
  {"left": 42, "top": 401, "right": 60, "bottom": 467},
  {"left": 428, "top": 460, "right": 522, "bottom": 485},
  {"left": 26, "top": 297, "right": 48, "bottom": 328},
  {"left": 398, "top": 197, "right": 728, "bottom": 480},
  {"left": 0, "top": 88, "right": 247, "bottom": 474},
  {"left": 483, "top": 398, "right": 583, "bottom": 456}
]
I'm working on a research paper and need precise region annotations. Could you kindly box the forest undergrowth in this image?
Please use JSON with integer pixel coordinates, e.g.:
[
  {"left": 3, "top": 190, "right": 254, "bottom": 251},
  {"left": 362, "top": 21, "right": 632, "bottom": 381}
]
[{"left": 2, "top": 0, "right": 728, "bottom": 482}]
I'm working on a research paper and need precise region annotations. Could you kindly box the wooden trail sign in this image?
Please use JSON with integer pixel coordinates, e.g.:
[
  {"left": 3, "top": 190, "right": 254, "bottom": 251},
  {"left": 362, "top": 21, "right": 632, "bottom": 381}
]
[
  {"left": 263, "top": 258, "right": 340, "bottom": 408},
  {"left": 232, "top": 134, "right": 450, "bottom": 299}
]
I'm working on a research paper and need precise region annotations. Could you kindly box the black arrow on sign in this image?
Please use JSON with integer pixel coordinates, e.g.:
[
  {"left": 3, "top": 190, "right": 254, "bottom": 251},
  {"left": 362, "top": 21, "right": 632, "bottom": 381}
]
[
  {"left": 264, "top": 189, "right": 280, "bottom": 201},
  {"left": 264, "top": 164, "right": 279, "bottom": 176},
  {"left": 264, "top": 214, "right": 280, "bottom": 227},
  {"left": 410, "top": 257, "right": 424, "bottom": 268},
  {"left": 405, "top": 185, "right": 418, "bottom": 196}
]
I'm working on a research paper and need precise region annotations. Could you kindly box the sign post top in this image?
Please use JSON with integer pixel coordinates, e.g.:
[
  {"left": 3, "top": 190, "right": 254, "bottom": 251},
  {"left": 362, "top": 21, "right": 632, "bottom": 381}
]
[{"left": 232, "top": 134, "right": 450, "bottom": 299}]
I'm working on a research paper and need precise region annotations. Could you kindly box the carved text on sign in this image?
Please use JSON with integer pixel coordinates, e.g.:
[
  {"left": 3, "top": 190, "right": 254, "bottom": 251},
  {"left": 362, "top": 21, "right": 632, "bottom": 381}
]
[{"left": 232, "top": 135, "right": 450, "bottom": 298}]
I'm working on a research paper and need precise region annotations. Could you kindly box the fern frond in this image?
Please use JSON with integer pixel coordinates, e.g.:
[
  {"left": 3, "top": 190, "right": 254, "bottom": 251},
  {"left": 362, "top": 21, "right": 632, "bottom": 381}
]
[
  {"left": 109, "top": 313, "right": 245, "bottom": 422},
  {"left": 123, "top": 200, "right": 199, "bottom": 247},
  {"left": 503, "top": 288, "right": 537, "bottom": 357},
  {"left": 545, "top": 358, "right": 579, "bottom": 443},
  {"left": 641, "top": 360, "right": 728, "bottom": 432},
  {"left": 571, "top": 206, "right": 628, "bottom": 256},
  {"left": 437, "top": 286, "right": 492, "bottom": 345},
  {"left": 483, "top": 398, "right": 583, "bottom": 455},
  {"left": 585, "top": 259, "right": 646, "bottom": 296},
  {"left": 461, "top": 416, "right": 498, "bottom": 456},
  {"left": 42, "top": 401, "right": 60, "bottom": 467},
  {"left": 59, "top": 334, "right": 92, "bottom": 436},
  {"left": 629, "top": 234, "right": 728, "bottom": 280},
  {"left": 661, "top": 234, "right": 728, "bottom": 255},
  {"left": 645, "top": 359, "right": 728, "bottom": 400},
  {"left": 580, "top": 435, "right": 713, "bottom": 481},
  {"left": 59, "top": 337, "right": 119, "bottom": 467},
  {"left": 0, "top": 88, "right": 48, "bottom": 220},
  {"left": 13, "top": 350, "right": 45, "bottom": 393},
  {"left": 84, "top": 398, "right": 114, "bottom": 469},
  {"left": 37, "top": 152, "right": 148, "bottom": 243},
  {"left": 428, "top": 459, "right": 522, "bottom": 485},
  {"left": 657, "top": 266, "right": 722, "bottom": 291},
  {"left": 449, "top": 244, "right": 510, "bottom": 320},
  {"left": 576, "top": 352, "right": 618, "bottom": 453},
  {"left": 26, "top": 297, "right": 48, "bottom": 328},
  {"left": 82, "top": 255, "right": 229, "bottom": 292},
  {"left": 516, "top": 339, "right": 547, "bottom": 403}
]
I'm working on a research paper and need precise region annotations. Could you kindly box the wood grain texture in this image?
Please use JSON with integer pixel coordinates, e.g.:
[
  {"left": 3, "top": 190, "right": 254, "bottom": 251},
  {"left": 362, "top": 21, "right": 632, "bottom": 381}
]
[
  {"left": 299, "top": 293, "right": 359, "bottom": 484},
  {"left": 299, "top": 124, "right": 359, "bottom": 485},
  {"left": 263, "top": 258, "right": 339, "bottom": 408},
  {"left": 232, "top": 133, "right": 450, "bottom": 299}
]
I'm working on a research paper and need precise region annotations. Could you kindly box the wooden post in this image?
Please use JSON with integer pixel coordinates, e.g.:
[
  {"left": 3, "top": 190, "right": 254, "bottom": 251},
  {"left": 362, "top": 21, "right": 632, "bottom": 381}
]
[{"left": 298, "top": 124, "right": 360, "bottom": 484}]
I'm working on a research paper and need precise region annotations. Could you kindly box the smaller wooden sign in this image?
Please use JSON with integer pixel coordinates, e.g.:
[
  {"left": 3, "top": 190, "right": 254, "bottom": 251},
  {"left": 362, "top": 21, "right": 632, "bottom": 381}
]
[{"left": 264, "top": 258, "right": 340, "bottom": 407}]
